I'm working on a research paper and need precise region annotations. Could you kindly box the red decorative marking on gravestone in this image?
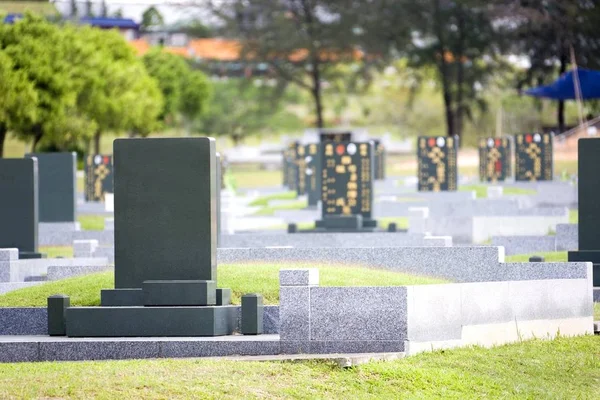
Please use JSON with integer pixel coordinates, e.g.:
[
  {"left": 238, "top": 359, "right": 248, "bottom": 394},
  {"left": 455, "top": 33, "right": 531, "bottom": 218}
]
[
  {"left": 336, "top": 144, "right": 345, "bottom": 155},
  {"left": 526, "top": 134, "right": 532, "bottom": 143},
  {"left": 428, "top": 138, "right": 436, "bottom": 147},
  {"left": 495, "top": 160, "right": 502, "bottom": 172},
  {"left": 495, "top": 139, "right": 501, "bottom": 147},
  {"left": 103, "top": 156, "right": 110, "bottom": 165}
]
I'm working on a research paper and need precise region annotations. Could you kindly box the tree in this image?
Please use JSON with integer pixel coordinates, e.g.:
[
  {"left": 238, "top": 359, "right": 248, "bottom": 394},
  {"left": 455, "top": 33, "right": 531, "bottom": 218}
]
[
  {"left": 507, "top": 1, "right": 600, "bottom": 132},
  {"left": 0, "top": 51, "right": 38, "bottom": 157},
  {"left": 142, "top": 50, "right": 210, "bottom": 131},
  {"left": 199, "top": 79, "right": 303, "bottom": 145},
  {"left": 180, "top": 71, "right": 211, "bottom": 133},
  {"left": 0, "top": 14, "right": 81, "bottom": 152},
  {"left": 214, "top": 0, "right": 378, "bottom": 128},
  {"left": 141, "top": 6, "right": 165, "bottom": 31},
  {"left": 179, "top": 20, "right": 212, "bottom": 38}
]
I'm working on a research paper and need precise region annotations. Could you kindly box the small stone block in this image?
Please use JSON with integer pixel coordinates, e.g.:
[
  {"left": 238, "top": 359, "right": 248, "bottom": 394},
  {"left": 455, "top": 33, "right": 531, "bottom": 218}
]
[
  {"left": 322, "top": 215, "right": 363, "bottom": 230},
  {"left": 387, "top": 223, "right": 397, "bottom": 232},
  {"left": 529, "top": 255, "right": 545, "bottom": 262},
  {"left": 280, "top": 269, "right": 319, "bottom": 286},
  {"left": 287, "top": 223, "right": 298, "bottom": 234},
  {"left": 216, "top": 288, "right": 231, "bottom": 305},
  {"left": 241, "top": 294, "right": 264, "bottom": 335},
  {"left": 142, "top": 280, "right": 216, "bottom": 306},
  {"left": 48, "top": 295, "right": 70, "bottom": 336},
  {"left": 101, "top": 289, "right": 144, "bottom": 306},
  {"left": 0, "top": 248, "right": 18, "bottom": 262}
]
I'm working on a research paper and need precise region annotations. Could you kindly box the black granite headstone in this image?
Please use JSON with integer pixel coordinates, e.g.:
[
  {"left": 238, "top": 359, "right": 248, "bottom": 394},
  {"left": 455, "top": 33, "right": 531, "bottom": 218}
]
[
  {"left": 293, "top": 142, "right": 307, "bottom": 196},
  {"left": 84, "top": 154, "right": 113, "bottom": 202},
  {"left": 514, "top": 133, "right": 553, "bottom": 181},
  {"left": 317, "top": 141, "right": 376, "bottom": 230},
  {"left": 417, "top": 136, "right": 458, "bottom": 191},
  {"left": 282, "top": 149, "right": 288, "bottom": 187},
  {"left": 285, "top": 143, "right": 298, "bottom": 192},
  {"left": 373, "top": 140, "right": 386, "bottom": 181},
  {"left": 568, "top": 138, "right": 600, "bottom": 286},
  {"left": 0, "top": 158, "right": 42, "bottom": 258},
  {"left": 478, "top": 137, "right": 512, "bottom": 182},
  {"left": 319, "top": 130, "right": 353, "bottom": 143},
  {"left": 62, "top": 137, "right": 236, "bottom": 337},
  {"left": 305, "top": 143, "right": 321, "bottom": 207},
  {"left": 26, "top": 152, "right": 76, "bottom": 222}
]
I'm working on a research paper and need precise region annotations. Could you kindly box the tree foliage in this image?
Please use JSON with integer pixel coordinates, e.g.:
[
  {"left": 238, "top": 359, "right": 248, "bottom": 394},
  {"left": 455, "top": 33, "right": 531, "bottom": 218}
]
[
  {"left": 199, "top": 80, "right": 303, "bottom": 144},
  {"left": 0, "top": 13, "right": 164, "bottom": 156}
]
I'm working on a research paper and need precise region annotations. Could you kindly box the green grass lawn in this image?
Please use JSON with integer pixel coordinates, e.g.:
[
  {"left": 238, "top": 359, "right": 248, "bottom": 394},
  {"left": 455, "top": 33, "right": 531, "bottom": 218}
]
[
  {"left": 0, "top": 264, "right": 447, "bottom": 307},
  {"left": 460, "top": 184, "right": 537, "bottom": 199},
  {"left": 253, "top": 200, "right": 308, "bottom": 216},
  {"left": 378, "top": 216, "right": 409, "bottom": 230},
  {"left": 78, "top": 215, "right": 106, "bottom": 231},
  {"left": 39, "top": 246, "right": 73, "bottom": 259},
  {"left": 570, "top": 209, "right": 579, "bottom": 224},
  {"left": 0, "top": 335, "right": 598, "bottom": 398},
  {"left": 249, "top": 191, "right": 298, "bottom": 207},
  {"left": 505, "top": 252, "right": 568, "bottom": 262},
  {"left": 596, "top": 303, "right": 600, "bottom": 320}
]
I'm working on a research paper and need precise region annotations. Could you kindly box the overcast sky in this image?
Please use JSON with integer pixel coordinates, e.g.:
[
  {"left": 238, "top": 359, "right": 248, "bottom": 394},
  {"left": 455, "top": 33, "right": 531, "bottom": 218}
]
[{"left": 52, "top": 0, "right": 217, "bottom": 24}]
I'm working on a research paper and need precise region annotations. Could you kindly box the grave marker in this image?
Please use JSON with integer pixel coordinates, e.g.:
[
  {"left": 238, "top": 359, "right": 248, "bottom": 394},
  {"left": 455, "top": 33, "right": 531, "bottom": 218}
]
[
  {"left": 63, "top": 137, "right": 236, "bottom": 337},
  {"left": 514, "top": 132, "right": 553, "bottom": 181},
  {"left": 373, "top": 140, "right": 386, "bottom": 180},
  {"left": 0, "top": 158, "right": 43, "bottom": 259},
  {"left": 319, "top": 130, "right": 352, "bottom": 142},
  {"left": 25, "top": 152, "right": 76, "bottom": 222},
  {"left": 305, "top": 143, "right": 321, "bottom": 207},
  {"left": 316, "top": 141, "right": 376, "bottom": 230},
  {"left": 478, "top": 137, "right": 512, "bottom": 182},
  {"left": 417, "top": 136, "right": 458, "bottom": 191},
  {"left": 293, "top": 142, "right": 307, "bottom": 196},
  {"left": 285, "top": 143, "right": 298, "bottom": 192},
  {"left": 568, "top": 138, "right": 600, "bottom": 286},
  {"left": 84, "top": 154, "right": 113, "bottom": 202}
]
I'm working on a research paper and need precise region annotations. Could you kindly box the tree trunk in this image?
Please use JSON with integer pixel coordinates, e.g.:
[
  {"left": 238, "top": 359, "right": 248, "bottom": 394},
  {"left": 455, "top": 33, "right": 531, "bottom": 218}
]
[
  {"left": 301, "top": 0, "right": 324, "bottom": 129},
  {"left": 454, "top": 6, "right": 466, "bottom": 143},
  {"left": 31, "top": 125, "right": 43, "bottom": 152},
  {"left": 557, "top": 52, "right": 568, "bottom": 133},
  {"left": 311, "top": 77, "right": 324, "bottom": 129},
  {"left": 0, "top": 124, "right": 7, "bottom": 158},
  {"left": 94, "top": 130, "right": 101, "bottom": 154},
  {"left": 433, "top": 0, "right": 454, "bottom": 137}
]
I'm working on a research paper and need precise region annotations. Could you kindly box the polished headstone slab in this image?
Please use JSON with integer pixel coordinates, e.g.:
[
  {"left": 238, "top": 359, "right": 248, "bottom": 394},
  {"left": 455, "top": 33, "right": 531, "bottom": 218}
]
[
  {"left": 305, "top": 143, "right": 321, "bottom": 207},
  {"left": 320, "top": 141, "right": 374, "bottom": 223},
  {"left": 293, "top": 142, "right": 307, "bottom": 196},
  {"left": 26, "top": 152, "right": 76, "bottom": 223},
  {"left": 114, "top": 137, "right": 217, "bottom": 288},
  {"left": 318, "top": 130, "right": 353, "bottom": 142},
  {"left": 514, "top": 133, "right": 553, "bottom": 181},
  {"left": 84, "top": 154, "right": 113, "bottom": 202},
  {"left": 0, "top": 158, "right": 41, "bottom": 258},
  {"left": 417, "top": 136, "right": 458, "bottom": 191},
  {"left": 284, "top": 142, "right": 298, "bottom": 192},
  {"left": 373, "top": 140, "right": 386, "bottom": 181},
  {"left": 479, "top": 137, "right": 512, "bottom": 182},
  {"left": 568, "top": 138, "right": 600, "bottom": 286}
]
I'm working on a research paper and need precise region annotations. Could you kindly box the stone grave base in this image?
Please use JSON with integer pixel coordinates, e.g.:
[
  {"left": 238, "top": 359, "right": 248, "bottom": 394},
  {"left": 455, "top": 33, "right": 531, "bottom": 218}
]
[
  {"left": 66, "top": 306, "right": 238, "bottom": 337},
  {"left": 0, "top": 335, "right": 281, "bottom": 362}
]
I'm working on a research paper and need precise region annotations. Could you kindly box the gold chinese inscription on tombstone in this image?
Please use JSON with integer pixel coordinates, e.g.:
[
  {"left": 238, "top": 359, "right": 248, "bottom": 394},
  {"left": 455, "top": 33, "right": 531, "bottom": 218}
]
[
  {"left": 295, "top": 143, "right": 306, "bottom": 195},
  {"left": 515, "top": 133, "right": 553, "bottom": 181},
  {"left": 417, "top": 136, "right": 458, "bottom": 191},
  {"left": 321, "top": 141, "right": 373, "bottom": 218},
  {"left": 479, "top": 137, "right": 511, "bottom": 182},
  {"left": 84, "top": 155, "right": 113, "bottom": 202}
]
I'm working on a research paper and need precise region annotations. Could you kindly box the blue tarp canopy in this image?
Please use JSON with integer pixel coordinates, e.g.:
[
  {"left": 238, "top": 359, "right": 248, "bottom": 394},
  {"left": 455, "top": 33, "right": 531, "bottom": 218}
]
[
  {"left": 524, "top": 68, "right": 600, "bottom": 100},
  {"left": 80, "top": 17, "right": 139, "bottom": 30}
]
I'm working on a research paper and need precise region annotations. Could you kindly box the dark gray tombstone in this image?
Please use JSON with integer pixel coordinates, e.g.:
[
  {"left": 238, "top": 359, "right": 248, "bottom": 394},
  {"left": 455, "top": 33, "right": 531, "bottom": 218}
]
[
  {"left": 514, "top": 133, "right": 553, "bottom": 181},
  {"left": 26, "top": 152, "right": 76, "bottom": 222},
  {"left": 305, "top": 143, "right": 321, "bottom": 207},
  {"left": 241, "top": 294, "right": 264, "bottom": 335},
  {"left": 373, "top": 140, "right": 386, "bottom": 181},
  {"left": 293, "top": 142, "right": 307, "bottom": 196},
  {"left": 84, "top": 154, "right": 113, "bottom": 202},
  {"left": 568, "top": 138, "right": 600, "bottom": 286},
  {"left": 62, "top": 137, "right": 236, "bottom": 337},
  {"left": 417, "top": 136, "right": 458, "bottom": 191},
  {"left": 216, "top": 153, "right": 222, "bottom": 247},
  {"left": 479, "top": 137, "right": 512, "bottom": 182},
  {"left": 0, "top": 158, "right": 43, "bottom": 259},
  {"left": 314, "top": 141, "right": 377, "bottom": 231}
]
